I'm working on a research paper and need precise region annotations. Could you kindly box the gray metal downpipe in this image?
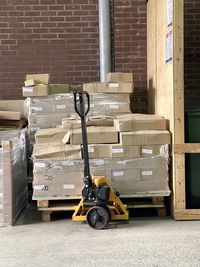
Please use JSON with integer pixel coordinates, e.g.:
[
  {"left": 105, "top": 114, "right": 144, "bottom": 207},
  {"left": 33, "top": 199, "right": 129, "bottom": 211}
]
[{"left": 98, "top": 0, "right": 111, "bottom": 82}]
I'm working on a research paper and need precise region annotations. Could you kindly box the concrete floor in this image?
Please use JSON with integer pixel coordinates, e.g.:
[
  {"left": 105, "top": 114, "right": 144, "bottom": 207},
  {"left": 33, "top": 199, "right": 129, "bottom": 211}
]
[{"left": 0, "top": 205, "right": 200, "bottom": 267}]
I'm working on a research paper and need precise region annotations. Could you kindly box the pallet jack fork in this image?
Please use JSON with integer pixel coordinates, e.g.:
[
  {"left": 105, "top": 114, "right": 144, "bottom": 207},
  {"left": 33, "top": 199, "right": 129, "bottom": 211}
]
[{"left": 72, "top": 91, "right": 129, "bottom": 230}]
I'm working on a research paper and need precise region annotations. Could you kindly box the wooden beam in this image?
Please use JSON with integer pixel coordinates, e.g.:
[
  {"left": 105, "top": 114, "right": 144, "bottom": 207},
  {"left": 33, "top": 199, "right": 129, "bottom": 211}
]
[
  {"left": 173, "top": 0, "right": 184, "bottom": 144},
  {"left": 174, "top": 143, "right": 200, "bottom": 153},
  {"left": 174, "top": 209, "right": 200, "bottom": 220},
  {"left": 173, "top": 154, "right": 185, "bottom": 209},
  {"left": 175, "top": 209, "right": 200, "bottom": 215}
]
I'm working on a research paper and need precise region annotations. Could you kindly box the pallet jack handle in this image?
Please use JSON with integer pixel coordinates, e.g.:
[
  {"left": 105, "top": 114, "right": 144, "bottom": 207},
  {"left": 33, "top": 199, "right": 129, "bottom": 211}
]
[{"left": 73, "top": 91, "right": 92, "bottom": 187}]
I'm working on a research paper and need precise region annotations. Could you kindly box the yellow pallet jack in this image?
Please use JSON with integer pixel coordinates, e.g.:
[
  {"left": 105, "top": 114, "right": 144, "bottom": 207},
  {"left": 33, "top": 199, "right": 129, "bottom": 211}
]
[{"left": 72, "top": 91, "right": 129, "bottom": 230}]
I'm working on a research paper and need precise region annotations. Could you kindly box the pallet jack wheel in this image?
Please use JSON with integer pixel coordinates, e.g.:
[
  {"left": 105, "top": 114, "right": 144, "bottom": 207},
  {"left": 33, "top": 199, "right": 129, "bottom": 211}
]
[{"left": 86, "top": 206, "right": 110, "bottom": 230}]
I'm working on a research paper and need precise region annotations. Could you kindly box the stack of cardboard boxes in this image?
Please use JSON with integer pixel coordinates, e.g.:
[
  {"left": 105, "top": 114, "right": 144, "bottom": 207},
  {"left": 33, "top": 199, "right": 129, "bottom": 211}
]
[
  {"left": 0, "top": 129, "right": 28, "bottom": 226},
  {"left": 0, "top": 100, "right": 25, "bottom": 131},
  {"left": 22, "top": 74, "right": 49, "bottom": 97},
  {"left": 31, "top": 73, "right": 171, "bottom": 200},
  {"left": 25, "top": 93, "right": 131, "bottom": 137},
  {"left": 32, "top": 115, "right": 170, "bottom": 199},
  {"left": 24, "top": 73, "right": 132, "bottom": 140}
]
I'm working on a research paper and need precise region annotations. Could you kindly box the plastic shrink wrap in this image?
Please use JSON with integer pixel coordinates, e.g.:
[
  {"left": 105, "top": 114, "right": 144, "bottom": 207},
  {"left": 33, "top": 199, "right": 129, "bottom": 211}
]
[{"left": 0, "top": 129, "right": 27, "bottom": 226}]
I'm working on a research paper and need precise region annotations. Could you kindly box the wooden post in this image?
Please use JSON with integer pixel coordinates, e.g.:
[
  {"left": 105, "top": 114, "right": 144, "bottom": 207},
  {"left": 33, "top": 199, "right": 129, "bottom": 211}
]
[{"left": 147, "top": 0, "right": 187, "bottom": 219}]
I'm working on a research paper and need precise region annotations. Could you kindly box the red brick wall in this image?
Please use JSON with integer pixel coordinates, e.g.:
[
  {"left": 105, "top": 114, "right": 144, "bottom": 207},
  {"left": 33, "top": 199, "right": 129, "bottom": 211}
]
[
  {"left": 184, "top": 0, "right": 200, "bottom": 107},
  {"left": 114, "top": 0, "right": 147, "bottom": 113},
  {"left": 0, "top": 0, "right": 147, "bottom": 113},
  {"left": 0, "top": 0, "right": 99, "bottom": 100}
]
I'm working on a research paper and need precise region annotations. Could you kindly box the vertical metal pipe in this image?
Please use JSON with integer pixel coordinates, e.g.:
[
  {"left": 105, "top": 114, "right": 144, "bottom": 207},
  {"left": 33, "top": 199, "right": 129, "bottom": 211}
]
[{"left": 98, "top": 0, "right": 111, "bottom": 82}]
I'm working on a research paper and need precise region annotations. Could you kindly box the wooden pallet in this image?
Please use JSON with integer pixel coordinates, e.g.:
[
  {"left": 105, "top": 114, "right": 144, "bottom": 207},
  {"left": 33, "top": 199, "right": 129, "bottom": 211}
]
[{"left": 37, "top": 196, "right": 166, "bottom": 222}]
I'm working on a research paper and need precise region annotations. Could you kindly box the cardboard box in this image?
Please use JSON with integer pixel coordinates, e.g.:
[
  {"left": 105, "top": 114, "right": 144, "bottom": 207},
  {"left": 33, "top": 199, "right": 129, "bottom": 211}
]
[
  {"left": 28, "top": 113, "right": 66, "bottom": 133},
  {"left": 87, "top": 116, "right": 114, "bottom": 127},
  {"left": 111, "top": 169, "right": 141, "bottom": 182},
  {"left": 33, "top": 171, "right": 83, "bottom": 198},
  {"left": 119, "top": 156, "right": 168, "bottom": 170},
  {"left": 107, "top": 72, "right": 133, "bottom": 83},
  {"left": 107, "top": 83, "right": 134, "bottom": 93},
  {"left": 35, "top": 128, "right": 67, "bottom": 144},
  {"left": 49, "top": 84, "right": 82, "bottom": 94},
  {"left": 90, "top": 158, "right": 120, "bottom": 171},
  {"left": 33, "top": 159, "right": 83, "bottom": 173},
  {"left": 62, "top": 117, "right": 114, "bottom": 130},
  {"left": 0, "top": 100, "right": 24, "bottom": 113},
  {"left": 141, "top": 145, "right": 169, "bottom": 158},
  {"left": 28, "top": 113, "right": 66, "bottom": 125},
  {"left": 110, "top": 173, "right": 169, "bottom": 195},
  {"left": 83, "top": 82, "right": 134, "bottom": 93},
  {"left": 0, "top": 119, "right": 25, "bottom": 128},
  {"left": 108, "top": 157, "right": 170, "bottom": 195},
  {"left": 24, "top": 79, "right": 35, "bottom": 87},
  {"left": 62, "top": 126, "right": 119, "bottom": 145},
  {"left": 22, "top": 85, "right": 49, "bottom": 97},
  {"left": 33, "top": 144, "right": 82, "bottom": 160},
  {"left": 34, "top": 171, "right": 83, "bottom": 185},
  {"left": 33, "top": 182, "right": 83, "bottom": 199},
  {"left": 92, "top": 101, "right": 130, "bottom": 114},
  {"left": 49, "top": 84, "right": 70, "bottom": 94},
  {"left": 114, "top": 114, "right": 167, "bottom": 132},
  {"left": 26, "top": 74, "right": 49, "bottom": 85},
  {"left": 30, "top": 101, "right": 68, "bottom": 114},
  {"left": 120, "top": 130, "right": 171, "bottom": 146},
  {"left": 90, "top": 92, "right": 130, "bottom": 103},
  {"left": 88, "top": 144, "right": 111, "bottom": 158},
  {"left": 110, "top": 144, "right": 140, "bottom": 158},
  {"left": 88, "top": 144, "right": 140, "bottom": 159},
  {"left": 0, "top": 111, "right": 22, "bottom": 121},
  {"left": 62, "top": 118, "right": 81, "bottom": 130},
  {"left": 89, "top": 93, "right": 131, "bottom": 116}
]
